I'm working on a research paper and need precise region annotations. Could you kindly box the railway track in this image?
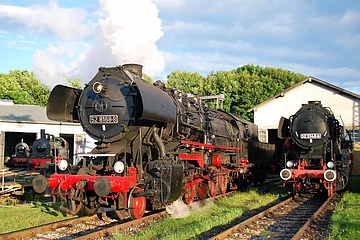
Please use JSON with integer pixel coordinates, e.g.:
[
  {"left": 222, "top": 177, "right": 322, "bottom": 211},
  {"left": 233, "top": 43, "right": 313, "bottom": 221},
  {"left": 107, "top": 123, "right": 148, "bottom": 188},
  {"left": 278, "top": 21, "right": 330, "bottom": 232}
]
[
  {"left": 210, "top": 193, "right": 335, "bottom": 240},
  {"left": 0, "top": 215, "right": 99, "bottom": 240},
  {"left": 293, "top": 194, "right": 339, "bottom": 240},
  {"left": 0, "top": 192, "right": 233, "bottom": 240}
]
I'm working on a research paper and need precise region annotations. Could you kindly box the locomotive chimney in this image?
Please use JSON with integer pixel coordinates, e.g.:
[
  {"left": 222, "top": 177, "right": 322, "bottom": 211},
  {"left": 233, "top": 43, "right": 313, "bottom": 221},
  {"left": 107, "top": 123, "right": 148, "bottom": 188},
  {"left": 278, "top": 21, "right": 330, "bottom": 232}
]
[
  {"left": 308, "top": 101, "right": 321, "bottom": 105},
  {"left": 40, "top": 129, "right": 45, "bottom": 139},
  {"left": 123, "top": 63, "right": 143, "bottom": 77}
]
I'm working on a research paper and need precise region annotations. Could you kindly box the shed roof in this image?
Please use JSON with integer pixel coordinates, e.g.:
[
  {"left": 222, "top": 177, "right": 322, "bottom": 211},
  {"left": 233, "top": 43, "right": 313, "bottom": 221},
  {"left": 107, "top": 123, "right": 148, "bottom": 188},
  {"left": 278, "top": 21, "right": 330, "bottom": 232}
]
[
  {"left": 248, "top": 76, "right": 360, "bottom": 112},
  {"left": 0, "top": 103, "right": 78, "bottom": 125}
]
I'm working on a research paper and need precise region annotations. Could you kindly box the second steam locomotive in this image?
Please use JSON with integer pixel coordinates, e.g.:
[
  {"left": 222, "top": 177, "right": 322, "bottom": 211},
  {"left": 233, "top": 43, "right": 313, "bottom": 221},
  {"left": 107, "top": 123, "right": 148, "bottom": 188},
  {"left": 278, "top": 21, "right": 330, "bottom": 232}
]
[
  {"left": 10, "top": 129, "right": 70, "bottom": 169},
  {"left": 33, "top": 64, "right": 274, "bottom": 219},
  {"left": 278, "top": 101, "right": 353, "bottom": 196}
]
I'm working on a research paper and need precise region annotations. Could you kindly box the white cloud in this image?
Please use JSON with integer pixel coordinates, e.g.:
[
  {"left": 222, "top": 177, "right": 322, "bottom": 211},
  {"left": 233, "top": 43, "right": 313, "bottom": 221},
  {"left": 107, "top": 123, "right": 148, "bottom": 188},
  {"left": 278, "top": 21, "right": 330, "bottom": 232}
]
[
  {"left": 0, "top": 0, "right": 358, "bottom": 93},
  {"left": 32, "top": 42, "right": 90, "bottom": 86},
  {"left": 0, "top": 0, "right": 90, "bottom": 41},
  {"left": 310, "top": 9, "right": 360, "bottom": 30},
  {"left": 253, "top": 14, "right": 296, "bottom": 37},
  {"left": 273, "top": 62, "right": 360, "bottom": 80},
  {"left": 29, "top": 0, "right": 165, "bottom": 87},
  {"left": 336, "top": 33, "right": 360, "bottom": 48},
  {"left": 201, "top": 40, "right": 326, "bottom": 59},
  {"left": 339, "top": 10, "right": 360, "bottom": 26},
  {"left": 153, "top": 0, "right": 185, "bottom": 8},
  {"left": 18, "top": 40, "right": 36, "bottom": 44},
  {"left": 164, "top": 51, "right": 257, "bottom": 75},
  {"left": 159, "top": 50, "right": 360, "bottom": 90},
  {"left": 5, "top": 40, "right": 36, "bottom": 50},
  {"left": 163, "top": 21, "right": 223, "bottom": 33}
]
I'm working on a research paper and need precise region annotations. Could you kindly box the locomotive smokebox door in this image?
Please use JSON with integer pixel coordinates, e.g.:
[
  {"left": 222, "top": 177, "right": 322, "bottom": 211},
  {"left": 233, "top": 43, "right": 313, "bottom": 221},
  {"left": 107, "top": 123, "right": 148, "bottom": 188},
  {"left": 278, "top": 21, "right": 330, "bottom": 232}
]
[{"left": 47, "top": 85, "right": 81, "bottom": 122}]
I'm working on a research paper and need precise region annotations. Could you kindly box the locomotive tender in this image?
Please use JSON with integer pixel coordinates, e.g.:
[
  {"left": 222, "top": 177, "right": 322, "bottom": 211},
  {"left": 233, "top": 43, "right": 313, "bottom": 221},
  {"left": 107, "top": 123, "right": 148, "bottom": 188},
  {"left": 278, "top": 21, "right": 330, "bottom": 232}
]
[
  {"left": 278, "top": 101, "right": 352, "bottom": 196},
  {"left": 33, "top": 64, "right": 274, "bottom": 219}
]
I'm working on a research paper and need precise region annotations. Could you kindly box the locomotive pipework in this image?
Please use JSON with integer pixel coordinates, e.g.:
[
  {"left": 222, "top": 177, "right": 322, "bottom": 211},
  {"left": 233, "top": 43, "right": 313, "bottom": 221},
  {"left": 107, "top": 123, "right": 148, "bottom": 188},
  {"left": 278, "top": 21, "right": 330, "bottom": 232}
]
[
  {"left": 278, "top": 101, "right": 352, "bottom": 197},
  {"left": 34, "top": 63, "right": 275, "bottom": 219}
]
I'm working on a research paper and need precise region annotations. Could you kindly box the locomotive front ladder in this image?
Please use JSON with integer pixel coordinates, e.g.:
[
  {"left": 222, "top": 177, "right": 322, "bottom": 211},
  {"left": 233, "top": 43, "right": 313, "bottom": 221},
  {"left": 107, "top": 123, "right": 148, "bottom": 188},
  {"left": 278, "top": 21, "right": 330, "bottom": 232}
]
[{"left": 353, "top": 101, "right": 360, "bottom": 141}]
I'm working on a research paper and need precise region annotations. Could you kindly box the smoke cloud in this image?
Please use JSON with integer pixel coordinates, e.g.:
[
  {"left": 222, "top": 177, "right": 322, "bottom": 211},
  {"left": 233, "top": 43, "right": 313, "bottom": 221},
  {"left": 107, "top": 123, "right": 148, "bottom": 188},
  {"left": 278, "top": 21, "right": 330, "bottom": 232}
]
[
  {"left": 166, "top": 199, "right": 216, "bottom": 218},
  {"left": 29, "top": 0, "right": 165, "bottom": 87}
]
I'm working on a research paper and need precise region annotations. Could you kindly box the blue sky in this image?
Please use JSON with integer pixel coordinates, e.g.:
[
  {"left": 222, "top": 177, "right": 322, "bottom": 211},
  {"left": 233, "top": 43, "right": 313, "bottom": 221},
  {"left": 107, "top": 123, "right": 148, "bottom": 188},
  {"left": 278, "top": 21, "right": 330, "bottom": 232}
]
[{"left": 0, "top": 0, "right": 359, "bottom": 94}]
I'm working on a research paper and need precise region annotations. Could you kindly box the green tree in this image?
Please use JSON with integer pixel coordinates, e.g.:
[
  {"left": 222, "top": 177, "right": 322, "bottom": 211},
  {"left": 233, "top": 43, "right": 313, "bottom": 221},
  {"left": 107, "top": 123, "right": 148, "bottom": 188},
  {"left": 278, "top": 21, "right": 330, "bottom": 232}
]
[
  {"left": 142, "top": 74, "right": 154, "bottom": 84},
  {"left": 167, "top": 70, "right": 206, "bottom": 95},
  {"left": 0, "top": 73, "right": 34, "bottom": 104},
  {"left": 66, "top": 76, "right": 83, "bottom": 89},
  {"left": 166, "top": 65, "right": 306, "bottom": 121},
  {"left": 0, "top": 70, "right": 50, "bottom": 106}
]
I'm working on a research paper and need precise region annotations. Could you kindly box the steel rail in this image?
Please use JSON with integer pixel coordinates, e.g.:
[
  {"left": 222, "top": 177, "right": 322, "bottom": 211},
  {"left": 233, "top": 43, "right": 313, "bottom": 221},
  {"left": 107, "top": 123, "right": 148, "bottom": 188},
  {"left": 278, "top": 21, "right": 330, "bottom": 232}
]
[
  {"left": 73, "top": 192, "right": 234, "bottom": 240},
  {"left": 73, "top": 211, "right": 168, "bottom": 240},
  {"left": 291, "top": 195, "right": 334, "bottom": 240},
  {"left": 0, "top": 215, "right": 96, "bottom": 240},
  {"left": 210, "top": 197, "right": 293, "bottom": 240}
]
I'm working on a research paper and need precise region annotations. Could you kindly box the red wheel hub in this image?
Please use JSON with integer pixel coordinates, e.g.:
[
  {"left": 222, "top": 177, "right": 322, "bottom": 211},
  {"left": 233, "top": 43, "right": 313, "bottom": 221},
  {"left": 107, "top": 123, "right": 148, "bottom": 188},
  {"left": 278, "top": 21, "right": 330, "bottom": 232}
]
[
  {"left": 327, "top": 183, "right": 335, "bottom": 197},
  {"left": 197, "top": 181, "right": 209, "bottom": 200},
  {"left": 218, "top": 168, "right": 228, "bottom": 194},
  {"left": 184, "top": 183, "right": 196, "bottom": 204},
  {"left": 208, "top": 171, "right": 219, "bottom": 197},
  {"left": 128, "top": 187, "right": 146, "bottom": 220}
]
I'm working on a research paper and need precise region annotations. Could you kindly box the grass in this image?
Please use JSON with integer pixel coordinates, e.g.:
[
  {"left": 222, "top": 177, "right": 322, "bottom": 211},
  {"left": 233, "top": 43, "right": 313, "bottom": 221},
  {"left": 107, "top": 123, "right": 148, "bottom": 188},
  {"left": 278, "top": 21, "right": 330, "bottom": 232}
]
[
  {"left": 0, "top": 201, "right": 75, "bottom": 234},
  {"left": 329, "top": 176, "right": 360, "bottom": 240},
  {"left": 112, "top": 187, "right": 286, "bottom": 240},
  {"left": 0, "top": 179, "right": 287, "bottom": 236}
]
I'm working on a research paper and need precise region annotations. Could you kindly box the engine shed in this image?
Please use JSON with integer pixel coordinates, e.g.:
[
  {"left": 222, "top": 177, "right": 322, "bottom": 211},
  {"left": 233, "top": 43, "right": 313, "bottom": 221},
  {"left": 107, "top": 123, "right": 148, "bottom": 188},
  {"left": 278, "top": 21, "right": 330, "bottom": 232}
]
[
  {"left": 0, "top": 99, "right": 96, "bottom": 169},
  {"left": 248, "top": 76, "right": 360, "bottom": 175}
]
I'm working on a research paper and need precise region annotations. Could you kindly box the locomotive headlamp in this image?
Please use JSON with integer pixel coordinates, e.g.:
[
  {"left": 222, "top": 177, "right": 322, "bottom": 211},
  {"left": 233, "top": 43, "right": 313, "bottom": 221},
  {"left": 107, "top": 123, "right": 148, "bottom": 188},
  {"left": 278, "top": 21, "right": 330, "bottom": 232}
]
[
  {"left": 327, "top": 161, "right": 334, "bottom": 169},
  {"left": 114, "top": 161, "right": 125, "bottom": 174},
  {"left": 280, "top": 169, "right": 292, "bottom": 180},
  {"left": 58, "top": 159, "right": 68, "bottom": 171},
  {"left": 92, "top": 82, "right": 103, "bottom": 93},
  {"left": 286, "top": 161, "right": 294, "bottom": 168},
  {"left": 324, "top": 170, "right": 336, "bottom": 182}
]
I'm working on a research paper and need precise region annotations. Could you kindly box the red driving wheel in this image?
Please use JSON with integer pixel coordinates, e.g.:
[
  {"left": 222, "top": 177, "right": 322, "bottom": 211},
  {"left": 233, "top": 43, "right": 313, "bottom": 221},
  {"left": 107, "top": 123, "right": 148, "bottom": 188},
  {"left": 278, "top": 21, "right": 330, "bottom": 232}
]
[
  {"left": 328, "top": 183, "right": 335, "bottom": 197},
  {"left": 184, "top": 183, "right": 196, "bottom": 204},
  {"left": 218, "top": 168, "right": 228, "bottom": 194},
  {"left": 208, "top": 171, "right": 219, "bottom": 197},
  {"left": 197, "top": 181, "right": 209, "bottom": 200},
  {"left": 128, "top": 187, "right": 146, "bottom": 220}
]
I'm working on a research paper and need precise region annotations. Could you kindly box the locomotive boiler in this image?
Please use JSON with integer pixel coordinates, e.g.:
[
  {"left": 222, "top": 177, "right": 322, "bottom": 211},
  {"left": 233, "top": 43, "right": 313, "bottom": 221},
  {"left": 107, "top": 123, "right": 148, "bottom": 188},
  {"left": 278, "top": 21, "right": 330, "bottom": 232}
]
[
  {"left": 33, "top": 64, "right": 274, "bottom": 219},
  {"left": 278, "top": 101, "right": 353, "bottom": 196}
]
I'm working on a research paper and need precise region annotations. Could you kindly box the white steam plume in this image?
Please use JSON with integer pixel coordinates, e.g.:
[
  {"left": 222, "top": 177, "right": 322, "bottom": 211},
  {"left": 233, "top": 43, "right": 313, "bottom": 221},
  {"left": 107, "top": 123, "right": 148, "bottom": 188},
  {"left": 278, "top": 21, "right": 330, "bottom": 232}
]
[
  {"left": 166, "top": 199, "right": 216, "bottom": 219},
  {"left": 32, "top": 0, "right": 165, "bottom": 87}
]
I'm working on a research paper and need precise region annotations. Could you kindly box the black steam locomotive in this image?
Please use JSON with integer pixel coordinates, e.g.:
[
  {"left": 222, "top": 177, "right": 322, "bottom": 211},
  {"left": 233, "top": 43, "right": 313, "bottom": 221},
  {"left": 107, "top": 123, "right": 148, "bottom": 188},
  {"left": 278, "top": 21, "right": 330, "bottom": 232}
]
[
  {"left": 30, "top": 130, "right": 70, "bottom": 169},
  {"left": 278, "top": 101, "right": 353, "bottom": 196},
  {"left": 10, "top": 130, "right": 70, "bottom": 169},
  {"left": 10, "top": 139, "right": 31, "bottom": 167},
  {"left": 33, "top": 64, "right": 274, "bottom": 219}
]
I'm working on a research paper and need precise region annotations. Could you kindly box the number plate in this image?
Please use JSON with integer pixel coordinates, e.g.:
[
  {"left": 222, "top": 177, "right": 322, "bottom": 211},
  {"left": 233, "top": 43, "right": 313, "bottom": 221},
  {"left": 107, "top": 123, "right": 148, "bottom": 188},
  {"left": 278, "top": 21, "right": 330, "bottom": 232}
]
[
  {"left": 89, "top": 115, "right": 118, "bottom": 124},
  {"left": 300, "top": 133, "right": 321, "bottom": 139}
]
